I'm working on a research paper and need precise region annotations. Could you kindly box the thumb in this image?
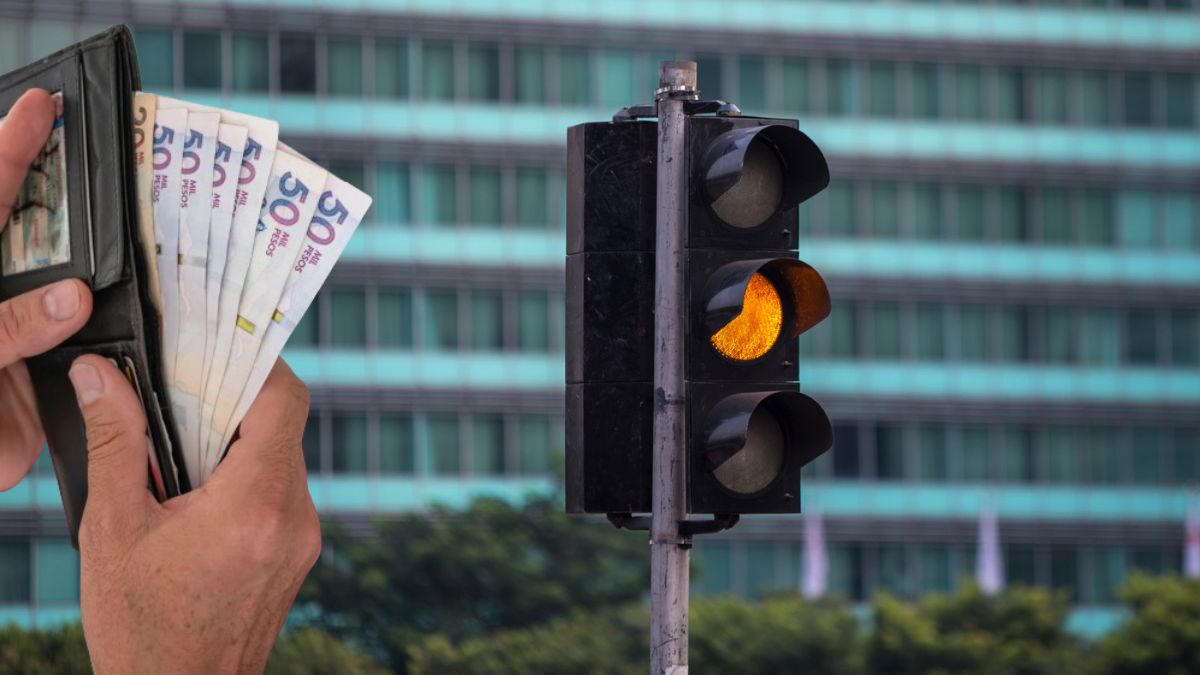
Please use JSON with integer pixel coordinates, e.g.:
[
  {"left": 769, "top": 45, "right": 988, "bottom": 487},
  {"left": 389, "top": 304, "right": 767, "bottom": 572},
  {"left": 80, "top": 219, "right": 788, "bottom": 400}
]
[{"left": 69, "top": 355, "right": 155, "bottom": 526}]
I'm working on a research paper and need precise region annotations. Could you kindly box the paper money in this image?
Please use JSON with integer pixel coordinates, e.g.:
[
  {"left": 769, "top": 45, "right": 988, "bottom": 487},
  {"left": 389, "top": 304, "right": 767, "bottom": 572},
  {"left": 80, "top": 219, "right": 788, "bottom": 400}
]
[
  {"left": 132, "top": 93, "right": 161, "bottom": 306},
  {"left": 2, "top": 92, "right": 68, "bottom": 276},
  {"left": 170, "top": 111, "right": 219, "bottom": 481},
  {"left": 218, "top": 173, "right": 372, "bottom": 454},
  {"left": 151, "top": 107, "right": 187, "bottom": 383},
  {"left": 203, "top": 150, "right": 328, "bottom": 477}
]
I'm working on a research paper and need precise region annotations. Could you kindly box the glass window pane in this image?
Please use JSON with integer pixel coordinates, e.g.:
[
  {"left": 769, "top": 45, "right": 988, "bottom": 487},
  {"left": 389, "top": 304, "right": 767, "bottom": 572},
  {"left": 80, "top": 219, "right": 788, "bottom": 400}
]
[
  {"left": 1081, "top": 189, "right": 1114, "bottom": 245},
  {"left": 327, "top": 37, "right": 363, "bottom": 97},
  {"left": 1044, "top": 308, "right": 1077, "bottom": 364},
  {"left": 379, "top": 414, "right": 414, "bottom": 474},
  {"left": 911, "top": 63, "right": 940, "bottom": 119},
  {"left": 1050, "top": 548, "right": 1079, "bottom": 600},
  {"left": 695, "top": 54, "right": 723, "bottom": 102},
  {"left": 996, "top": 187, "right": 1027, "bottom": 241},
  {"left": 1171, "top": 309, "right": 1199, "bottom": 366},
  {"left": 468, "top": 166, "right": 501, "bottom": 225},
  {"left": 374, "top": 39, "right": 408, "bottom": 99},
  {"left": 34, "top": 538, "right": 78, "bottom": 604},
  {"left": 1117, "top": 191, "right": 1157, "bottom": 248},
  {"left": 829, "top": 544, "right": 864, "bottom": 601},
  {"left": 1000, "top": 427, "right": 1033, "bottom": 482},
  {"left": 424, "top": 289, "right": 459, "bottom": 350},
  {"left": 746, "top": 542, "right": 778, "bottom": 598},
  {"left": 1176, "top": 429, "right": 1200, "bottom": 485},
  {"left": 1087, "top": 428, "right": 1119, "bottom": 484},
  {"left": 330, "top": 288, "right": 366, "bottom": 347},
  {"left": 1040, "top": 188, "right": 1072, "bottom": 243},
  {"left": 1163, "top": 191, "right": 1198, "bottom": 249},
  {"left": 1006, "top": 546, "right": 1037, "bottom": 587},
  {"left": 472, "top": 416, "right": 505, "bottom": 475},
  {"left": 1126, "top": 308, "right": 1159, "bottom": 365},
  {"left": 955, "top": 185, "right": 985, "bottom": 241},
  {"left": 961, "top": 425, "right": 990, "bottom": 482},
  {"left": 833, "top": 424, "right": 861, "bottom": 478},
  {"left": 328, "top": 160, "right": 365, "bottom": 193},
  {"left": 470, "top": 291, "right": 503, "bottom": 351},
  {"left": 232, "top": 33, "right": 269, "bottom": 93},
  {"left": 915, "top": 303, "right": 945, "bottom": 360},
  {"left": 876, "top": 424, "right": 905, "bottom": 480},
  {"left": 878, "top": 544, "right": 911, "bottom": 597},
  {"left": 696, "top": 542, "right": 732, "bottom": 595},
  {"left": 1044, "top": 426, "right": 1078, "bottom": 483},
  {"left": 872, "top": 302, "right": 902, "bottom": 358},
  {"left": 377, "top": 288, "right": 413, "bottom": 348},
  {"left": 599, "top": 50, "right": 635, "bottom": 108},
  {"left": 781, "top": 57, "right": 809, "bottom": 113},
  {"left": 920, "top": 545, "right": 952, "bottom": 594},
  {"left": 997, "top": 307, "right": 1030, "bottom": 361},
  {"left": 0, "top": 540, "right": 30, "bottom": 603},
  {"left": 1078, "top": 71, "right": 1111, "bottom": 126},
  {"left": 954, "top": 65, "right": 983, "bottom": 120},
  {"left": 830, "top": 301, "right": 859, "bottom": 358},
  {"left": 303, "top": 414, "right": 322, "bottom": 471},
  {"left": 518, "top": 291, "right": 549, "bottom": 351},
  {"left": 135, "top": 28, "right": 174, "bottom": 89},
  {"left": 871, "top": 181, "right": 899, "bottom": 237},
  {"left": 1123, "top": 72, "right": 1153, "bottom": 127},
  {"left": 467, "top": 43, "right": 499, "bottom": 101},
  {"left": 868, "top": 62, "right": 897, "bottom": 117},
  {"left": 428, "top": 415, "right": 461, "bottom": 475},
  {"left": 373, "top": 162, "right": 410, "bottom": 226},
  {"left": 183, "top": 31, "right": 221, "bottom": 90},
  {"left": 826, "top": 59, "right": 857, "bottom": 116},
  {"left": 1082, "top": 308, "right": 1119, "bottom": 365},
  {"left": 738, "top": 55, "right": 766, "bottom": 113},
  {"left": 995, "top": 67, "right": 1025, "bottom": 122},
  {"left": 514, "top": 45, "right": 545, "bottom": 104},
  {"left": 959, "top": 305, "right": 989, "bottom": 361},
  {"left": 1130, "top": 428, "right": 1162, "bottom": 483},
  {"left": 917, "top": 424, "right": 947, "bottom": 481},
  {"left": 332, "top": 414, "right": 368, "bottom": 474},
  {"left": 421, "top": 40, "right": 454, "bottom": 101},
  {"left": 827, "top": 182, "right": 856, "bottom": 237},
  {"left": 913, "top": 182, "right": 942, "bottom": 239},
  {"left": 558, "top": 47, "right": 591, "bottom": 106},
  {"left": 421, "top": 165, "right": 457, "bottom": 225},
  {"left": 518, "top": 416, "right": 551, "bottom": 474},
  {"left": 291, "top": 307, "right": 318, "bottom": 347},
  {"left": 1165, "top": 74, "right": 1196, "bottom": 129},
  {"left": 516, "top": 168, "right": 548, "bottom": 227},
  {"left": 1036, "top": 69, "right": 1068, "bottom": 124},
  {"left": 280, "top": 34, "right": 316, "bottom": 93}
]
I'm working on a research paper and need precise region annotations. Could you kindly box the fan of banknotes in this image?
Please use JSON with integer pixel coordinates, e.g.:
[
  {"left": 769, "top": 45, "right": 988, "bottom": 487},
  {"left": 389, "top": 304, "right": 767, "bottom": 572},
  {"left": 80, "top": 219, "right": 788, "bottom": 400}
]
[{"left": 132, "top": 93, "right": 371, "bottom": 486}]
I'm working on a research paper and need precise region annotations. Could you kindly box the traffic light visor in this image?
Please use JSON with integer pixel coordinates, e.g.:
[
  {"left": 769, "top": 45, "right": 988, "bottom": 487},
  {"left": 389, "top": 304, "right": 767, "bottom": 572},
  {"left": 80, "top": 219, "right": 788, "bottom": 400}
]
[
  {"left": 704, "top": 259, "right": 831, "bottom": 362},
  {"left": 702, "top": 125, "right": 829, "bottom": 230}
]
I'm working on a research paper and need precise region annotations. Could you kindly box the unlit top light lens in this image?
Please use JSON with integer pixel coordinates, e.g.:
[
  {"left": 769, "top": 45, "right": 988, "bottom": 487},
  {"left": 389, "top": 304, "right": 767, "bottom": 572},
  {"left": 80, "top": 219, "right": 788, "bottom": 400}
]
[
  {"left": 710, "top": 272, "right": 783, "bottom": 361},
  {"left": 709, "top": 137, "right": 783, "bottom": 229}
]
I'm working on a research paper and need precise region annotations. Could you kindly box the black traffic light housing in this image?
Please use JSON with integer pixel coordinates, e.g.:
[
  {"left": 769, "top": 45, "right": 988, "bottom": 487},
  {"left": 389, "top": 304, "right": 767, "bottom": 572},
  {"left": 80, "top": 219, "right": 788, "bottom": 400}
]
[{"left": 566, "top": 112, "right": 832, "bottom": 518}]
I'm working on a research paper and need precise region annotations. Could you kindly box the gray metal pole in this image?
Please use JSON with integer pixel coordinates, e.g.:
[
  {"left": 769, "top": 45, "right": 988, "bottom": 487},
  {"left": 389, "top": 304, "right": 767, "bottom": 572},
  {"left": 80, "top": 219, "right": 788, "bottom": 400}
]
[{"left": 650, "top": 59, "right": 695, "bottom": 675}]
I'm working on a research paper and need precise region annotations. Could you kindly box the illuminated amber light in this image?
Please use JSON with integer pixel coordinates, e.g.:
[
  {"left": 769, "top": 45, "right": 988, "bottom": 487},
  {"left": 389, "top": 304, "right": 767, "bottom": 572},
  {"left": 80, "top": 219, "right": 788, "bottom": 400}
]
[{"left": 710, "top": 273, "right": 783, "bottom": 361}]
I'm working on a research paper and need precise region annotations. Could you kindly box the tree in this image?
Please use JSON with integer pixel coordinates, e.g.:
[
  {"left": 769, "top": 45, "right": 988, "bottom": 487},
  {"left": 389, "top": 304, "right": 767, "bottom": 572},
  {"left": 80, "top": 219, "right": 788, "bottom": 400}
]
[
  {"left": 297, "top": 496, "right": 649, "bottom": 670},
  {"left": 868, "top": 584, "right": 1084, "bottom": 675},
  {"left": 1090, "top": 574, "right": 1200, "bottom": 675},
  {"left": 0, "top": 623, "right": 91, "bottom": 674},
  {"left": 266, "top": 628, "right": 389, "bottom": 675}
]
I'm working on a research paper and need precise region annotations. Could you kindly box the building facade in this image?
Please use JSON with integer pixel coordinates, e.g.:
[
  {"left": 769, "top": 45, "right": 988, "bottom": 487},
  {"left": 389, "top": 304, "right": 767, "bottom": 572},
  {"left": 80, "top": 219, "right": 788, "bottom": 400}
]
[{"left": 0, "top": 0, "right": 1196, "bottom": 633}]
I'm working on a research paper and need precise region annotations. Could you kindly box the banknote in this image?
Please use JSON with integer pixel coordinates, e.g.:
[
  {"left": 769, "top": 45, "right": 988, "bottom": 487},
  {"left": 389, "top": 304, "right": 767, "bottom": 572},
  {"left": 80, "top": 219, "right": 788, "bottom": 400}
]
[
  {"left": 202, "top": 150, "right": 328, "bottom": 478},
  {"left": 132, "top": 92, "right": 161, "bottom": 307},
  {"left": 151, "top": 107, "right": 187, "bottom": 383},
  {"left": 171, "top": 111, "right": 219, "bottom": 481},
  {"left": 218, "top": 173, "right": 372, "bottom": 454},
  {"left": 2, "top": 92, "right": 68, "bottom": 276}
]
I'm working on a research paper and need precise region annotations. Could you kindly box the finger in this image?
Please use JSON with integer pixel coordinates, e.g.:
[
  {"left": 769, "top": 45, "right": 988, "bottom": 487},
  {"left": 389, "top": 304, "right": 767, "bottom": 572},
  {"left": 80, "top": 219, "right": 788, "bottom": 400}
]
[
  {"left": 213, "top": 359, "right": 310, "bottom": 492},
  {"left": 70, "top": 355, "right": 156, "bottom": 526},
  {"left": 0, "top": 279, "right": 92, "bottom": 368},
  {"left": 0, "top": 89, "right": 55, "bottom": 224},
  {"left": 0, "top": 361, "right": 46, "bottom": 490}
]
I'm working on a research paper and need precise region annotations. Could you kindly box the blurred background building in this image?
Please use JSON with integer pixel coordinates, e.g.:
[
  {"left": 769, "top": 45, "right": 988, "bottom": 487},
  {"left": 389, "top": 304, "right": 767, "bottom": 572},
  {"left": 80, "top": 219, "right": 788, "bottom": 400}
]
[{"left": 0, "top": 0, "right": 1196, "bottom": 634}]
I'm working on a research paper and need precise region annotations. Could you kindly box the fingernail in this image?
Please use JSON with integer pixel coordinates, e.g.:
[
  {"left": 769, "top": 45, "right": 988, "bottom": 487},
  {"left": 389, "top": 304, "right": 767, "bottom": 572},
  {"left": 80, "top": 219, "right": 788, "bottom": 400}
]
[
  {"left": 43, "top": 281, "right": 80, "bottom": 321},
  {"left": 69, "top": 363, "right": 103, "bottom": 407}
]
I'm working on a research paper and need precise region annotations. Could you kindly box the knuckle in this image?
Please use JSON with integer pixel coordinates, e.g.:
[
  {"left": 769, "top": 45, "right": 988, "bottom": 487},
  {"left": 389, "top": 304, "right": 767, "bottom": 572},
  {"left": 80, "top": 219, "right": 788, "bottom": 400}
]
[
  {"left": 85, "top": 415, "right": 130, "bottom": 463},
  {"left": 0, "top": 301, "right": 29, "bottom": 347}
]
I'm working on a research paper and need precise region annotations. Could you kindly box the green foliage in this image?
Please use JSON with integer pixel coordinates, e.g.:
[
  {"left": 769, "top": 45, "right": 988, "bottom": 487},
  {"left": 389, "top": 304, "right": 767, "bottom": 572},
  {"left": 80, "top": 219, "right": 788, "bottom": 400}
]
[
  {"left": 690, "top": 594, "right": 863, "bottom": 675},
  {"left": 298, "top": 496, "right": 649, "bottom": 670},
  {"left": 266, "top": 628, "right": 389, "bottom": 675},
  {"left": 1091, "top": 574, "right": 1200, "bottom": 675},
  {"left": 868, "top": 583, "right": 1083, "bottom": 675},
  {"left": 0, "top": 623, "right": 90, "bottom": 675}
]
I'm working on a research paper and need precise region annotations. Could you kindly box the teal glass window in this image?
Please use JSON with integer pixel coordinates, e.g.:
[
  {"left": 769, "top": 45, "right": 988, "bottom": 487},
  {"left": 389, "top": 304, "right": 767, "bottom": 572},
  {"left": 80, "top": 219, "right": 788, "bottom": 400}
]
[
  {"left": 738, "top": 55, "right": 766, "bottom": 113},
  {"left": 825, "top": 59, "right": 856, "bottom": 116},
  {"left": 472, "top": 416, "right": 505, "bottom": 475},
  {"left": 1044, "top": 426, "right": 1078, "bottom": 483},
  {"left": 182, "top": 31, "right": 221, "bottom": 90},
  {"left": 328, "top": 160, "right": 366, "bottom": 194},
  {"left": 1163, "top": 191, "right": 1198, "bottom": 249},
  {"left": 995, "top": 187, "right": 1027, "bottom": 241},
  {"left": 872, "top": 302, "right": 902, "bottom": 358},
  {"left": 1087, "top": 428, "right": 1119, "bottom": 484},
  {"left": 424, "top": 289, "right": 459, "bottom": 350},
  {"left": 332, "top": 414, "right": 368, "bottom": 474},
  {"left": 1126, "top": 308, "right": 1158, "bottom": 365},
  {"left": 427, "top": 415, "right": 461, "bottom": 475},
  {"left": 955, "top": 185, "right": 985, "bottom": 241},
  {"left": 830, "top": 301, "right": 859, "bottom": 358},
  {"left": 1130, "top": 547, "right": 1167, "bottom": 575},
  {"left": 558, "top": 47, "right": 591, "bottom": 106},
  {"left": 995, "top": 67, "right": 1025, "bottom": 122},
  {"left": 1165, "top": 74, "right": 1196, "bottom": 129},
  {"left": 379, "top": 414, "right": 414, "bottom": 474},
  {"left": 1171, "top": 309, "right": 1199, "bottom": 366},
  {"left": 917, "top": 424, "right": 947, "bottom": 481},
  {"left": 912, "top": 183, "right": 942, "bottom": 239},
  {"left": 695, "top": 54, "right": 723, "bottom": 102},
  {"left": 832, "top": 424, "right": 861, "bottom": 478},
  {"left": 1000, "top": 427, "right": 1033, "bottom": 482},
  {"left": 780, "top": 57, "right": 809, "bottom": 113},
  {"left": 826, "top": 182, "right": 856, "bottom": 237},
  {"left": 959, "top": 305, "right": 989, "bottom": 361},
  {"left": 1039, "top": 188, "right": 1072, "bottom": 243},
  {"left": 291, "top": 307, "right": 318, "bottom": 347},
  {"left": 1078, "top": 71, "right": 1111, "bottom": 126},
  {"left": 1044, "top": 308, "right": 1077, "bottom": 364},
  {"left": 961, "top": 425, "right": 991, "bottom": 482},
  {"left": 920, "top": 545, "right": 952, "bottom": 594},
  {"left": 1080, "top": 189, "right": 1114, "bottom": 245},
  {"left": 0, "top": 540, "right": 30, "bottom": 603},
  {"left": 1082, "top": 308, "right": 1119, "bottom": 365},
  {"left": 374, "top": 39, "right": 408, "bottom": 99},
  {"left": 910, "top": 63, "right": 940, "bottom": 119},
  {"left": 696, "top": 542, "right": 732, "bottom": 595},
  {"left": 134, "top": 28, "right": 174, "bottom": 89},
  {"left": 329, "top": 288, "right": 367, "bottom": 347},
  {"left": 599, "top": 50, "right": 635, "bottom": 108},
  {"left": 467, "top": 43, "right": 499, "bottom": 102},
  {"left": 1036, "top": 69, "right": 1068, "bottom": 124},
  {"left": 878, "top": 544, "right": 911, "bottom": 597},
  {"left": 868, "top": 62, "right": 897, "bottom": 118},
  {"left": 421, "top": 165, "right": 457, "bottom": 225},
  {"left": 875, "top": 424, "right": 905, "bottom": 480},
  {"left": 915, "top": 303, "right": 946, "bottom": 360},
  {"left": 1087, "top": 548, "right": 1126, "bottom": 604},
  {"left": 231, "top": 32, "right": 268, "bottom": 93},
  {"left": 377, "top": 288, "right": 413, "bottom": 348},
  {"left": 421, "top": 41, "right": 455, "bottom": 101},
  {"left": 516, "top": 168, "right": 548, "bottom": 227},
  {"left": 514, "top": 45, "right": 545, "bottom": 104},
  {"left": 518, "top": 416, "right": 552, "bottom": 474},
  {"left": 870, "top": 181, "right": 899, "bottom": 237},
  {"left": 954, "top": 65, "right": 983, "bottom": 120},
  {"left": 373, "top": 162, "right": 410, "bottom": 226},
  {"left": 997, "top": 307, "right": 1030, "bottom": 361},
  {"left": 1117, "top": 191, "right": 1157, "bottom": 248},
  {"left": 746, "top": 542, "right": 778, "bottom": 598},
  {"left": 518, "top": 291, "right": 550, "bottom": 351},
  {"left": 34, "top": 538, "right": 78, "bottom": 604},
  {"left": 468, "top": 166, "right": 501, "bottom": 226},
  {"left": 1123, "top": 72, "right": 1153, "bottom": 127},
  {"left": 1130, "top": 428, "right": 1162, "bottom": 483},
  {"left": 280, "top": 34, "right": 316, "bottom": 94},
  {"left": 1175, "top": 429, "right": 1200, "bottom": 485},
  {"left": 829, "top": 544, "right": 864, "bottom": 601},
  {"left": 470, "top": 291, "right": 503, "bottom": 351},
  {"left": 327, "top": 37, "right": 363, "bottom": 97},
  {"left": 1006, "top": 546, "right": 1037, "bottom": 587},
  {"left": 1050, "top": 548, "right": 1079, "bottom": 600},
  {"left": 303, "top": 414, "right": 322, "bottom": 471}
]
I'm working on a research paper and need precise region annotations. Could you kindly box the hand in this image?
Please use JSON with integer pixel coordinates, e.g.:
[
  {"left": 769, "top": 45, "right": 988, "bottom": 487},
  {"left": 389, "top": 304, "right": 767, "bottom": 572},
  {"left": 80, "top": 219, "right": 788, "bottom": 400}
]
[
  {"left": 71, "top": 355, "right": 321, "bottom": 674},
  {"left": 0, "top": 88, "right": 93, "bottom": 488}
]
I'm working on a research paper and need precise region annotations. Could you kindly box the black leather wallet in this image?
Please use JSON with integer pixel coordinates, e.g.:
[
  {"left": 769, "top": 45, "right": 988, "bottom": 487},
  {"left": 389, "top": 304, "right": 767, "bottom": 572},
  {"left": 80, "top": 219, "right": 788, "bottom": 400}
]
[{"left": 0, "top": 25, "right": 187, "bottom": 545}]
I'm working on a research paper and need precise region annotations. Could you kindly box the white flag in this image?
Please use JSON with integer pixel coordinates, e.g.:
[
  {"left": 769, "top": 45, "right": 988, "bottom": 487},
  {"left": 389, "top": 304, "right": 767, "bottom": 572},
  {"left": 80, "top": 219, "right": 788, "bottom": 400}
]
[
  {"left": 977, "top": 502, "right": 1004, "bottom": 595},
  {"left": 1185, "top": 498, "right": 1200, "bottom": 579},
  {"left": 802, "top": 509, "right": 827, "bottom": 599}
]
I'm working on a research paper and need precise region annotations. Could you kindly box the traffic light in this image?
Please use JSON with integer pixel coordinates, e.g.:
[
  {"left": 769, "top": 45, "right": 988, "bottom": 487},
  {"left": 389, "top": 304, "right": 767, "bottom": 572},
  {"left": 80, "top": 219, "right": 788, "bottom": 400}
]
[{"left": 566, "top": 111, "right": 833, "bottom": 518}]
